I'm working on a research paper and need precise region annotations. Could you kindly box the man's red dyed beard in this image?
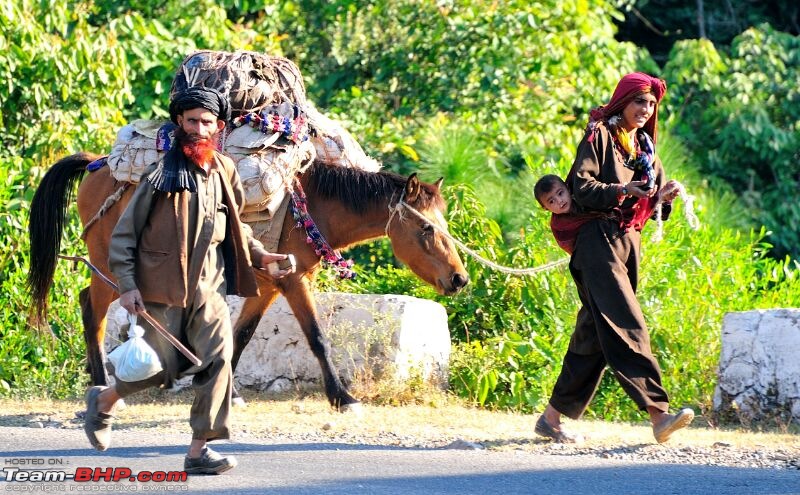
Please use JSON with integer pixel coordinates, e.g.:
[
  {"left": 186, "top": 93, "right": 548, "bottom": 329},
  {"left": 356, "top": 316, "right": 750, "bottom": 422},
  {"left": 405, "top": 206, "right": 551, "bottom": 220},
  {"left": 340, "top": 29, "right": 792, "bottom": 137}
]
[{"left": 175, "top": 128, "right": 218, "bottom": 168}]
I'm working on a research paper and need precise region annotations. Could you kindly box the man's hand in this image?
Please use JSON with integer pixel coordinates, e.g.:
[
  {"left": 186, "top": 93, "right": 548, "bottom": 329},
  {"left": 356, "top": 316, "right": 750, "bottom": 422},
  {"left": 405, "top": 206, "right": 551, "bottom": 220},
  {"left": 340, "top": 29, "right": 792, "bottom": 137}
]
[
  {"left": 119, "top": 289, "right": 144, "bottom": 315},
  {"left": 256, "top": 251, "right": 296, "bottom": 279}
]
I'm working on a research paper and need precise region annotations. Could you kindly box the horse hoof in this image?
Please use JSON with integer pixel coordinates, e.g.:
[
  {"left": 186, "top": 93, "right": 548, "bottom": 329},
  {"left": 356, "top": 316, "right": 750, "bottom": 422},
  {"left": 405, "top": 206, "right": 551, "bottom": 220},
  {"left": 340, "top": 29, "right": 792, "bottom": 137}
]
[
  {"left": 232, "top": 396, "right": 248, "bottom": 408},
  {"left": 339, "top": 402, "right": 363, "bottom": 417}
]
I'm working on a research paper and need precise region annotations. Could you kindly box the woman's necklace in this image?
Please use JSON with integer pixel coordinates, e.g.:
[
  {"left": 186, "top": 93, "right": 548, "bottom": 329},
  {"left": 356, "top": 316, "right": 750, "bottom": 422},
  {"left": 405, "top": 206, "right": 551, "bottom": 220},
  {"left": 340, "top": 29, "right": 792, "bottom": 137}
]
[
  {"left": 611, "top": 129, "right": 639, "bottom": 166},
  {"left": 613, "top": 128, "right": 657, "bottom": 190}
]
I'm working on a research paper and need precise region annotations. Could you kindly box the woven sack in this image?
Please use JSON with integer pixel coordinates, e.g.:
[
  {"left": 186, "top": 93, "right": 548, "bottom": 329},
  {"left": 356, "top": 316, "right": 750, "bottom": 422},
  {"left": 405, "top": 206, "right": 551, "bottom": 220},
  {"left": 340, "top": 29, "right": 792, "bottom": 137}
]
[
  {"left": 226, "top": 126, "right": 316, "bottom": 215},
  {"left": 107, "top": 120, "right": 168, "bottom": 183}
]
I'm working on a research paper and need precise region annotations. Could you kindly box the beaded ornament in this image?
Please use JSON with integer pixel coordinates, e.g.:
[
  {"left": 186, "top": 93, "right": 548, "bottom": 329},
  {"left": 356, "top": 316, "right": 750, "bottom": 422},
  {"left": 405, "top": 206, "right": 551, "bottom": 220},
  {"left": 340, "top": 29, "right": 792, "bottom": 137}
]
[{"left": 289, "top": 179, "right": 356, "bottom": 280}]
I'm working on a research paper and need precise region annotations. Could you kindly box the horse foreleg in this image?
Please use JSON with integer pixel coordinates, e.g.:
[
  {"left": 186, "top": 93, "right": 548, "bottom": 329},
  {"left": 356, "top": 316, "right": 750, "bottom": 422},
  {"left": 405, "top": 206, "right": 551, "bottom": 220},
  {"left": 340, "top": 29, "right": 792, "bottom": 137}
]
[
  {"left": 230, "top": 289, "right": 281, "bottom": 405},
  {"left": 282, "top": 277, "right": 359, "bottom": 411}
]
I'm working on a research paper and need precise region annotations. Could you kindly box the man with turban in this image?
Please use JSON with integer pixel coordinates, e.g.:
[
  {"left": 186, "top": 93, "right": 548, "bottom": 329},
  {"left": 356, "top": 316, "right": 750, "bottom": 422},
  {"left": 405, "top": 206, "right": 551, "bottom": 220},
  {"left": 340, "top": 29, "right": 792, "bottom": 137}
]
[
  {"left": 534, "top": 73, "right": 692, "bottom": 444},
  {"left": 83, "top": 86, "right": 295, "bottom": 474}
]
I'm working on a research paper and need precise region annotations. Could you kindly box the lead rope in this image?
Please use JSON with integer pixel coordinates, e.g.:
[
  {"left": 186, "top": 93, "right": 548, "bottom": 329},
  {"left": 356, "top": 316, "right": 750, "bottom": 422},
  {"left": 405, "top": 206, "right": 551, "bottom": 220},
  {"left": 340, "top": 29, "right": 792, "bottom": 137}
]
[
  {"left": 386, "top": 183, "right": 699, "bottom": 276},
  {"left": 81, "top": 182, "right": 131, "bottom": 240},
  {"left": 652, "top": 181, "right": 700, "bottom": 242},
  {"left": 386, "top": 197, "right": 569, "bottom": 277}
]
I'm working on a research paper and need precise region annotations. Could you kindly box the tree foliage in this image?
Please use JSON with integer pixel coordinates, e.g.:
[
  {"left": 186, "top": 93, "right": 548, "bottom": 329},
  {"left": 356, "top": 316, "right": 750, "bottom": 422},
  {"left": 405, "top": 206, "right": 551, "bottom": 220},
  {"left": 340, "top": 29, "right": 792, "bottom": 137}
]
[
  {"left": 616, "top": 0, "right": 800, "bottom": 63},
  {"left": 0, "top": 1, "right": 130, "bottom": 161},
  {"left": 662, "top": 25, "right": 800, "bottom": 257},
  {"left": 275, "top": 0, "right": 648, "bottom": 175}
]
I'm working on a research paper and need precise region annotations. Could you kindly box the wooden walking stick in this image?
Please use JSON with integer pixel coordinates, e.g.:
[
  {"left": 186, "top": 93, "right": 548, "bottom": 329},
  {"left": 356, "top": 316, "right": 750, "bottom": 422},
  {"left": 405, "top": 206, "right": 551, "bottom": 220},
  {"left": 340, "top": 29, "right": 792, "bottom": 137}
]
[{"left": 58, "top": 255, "right": 203, "bottom": 366}]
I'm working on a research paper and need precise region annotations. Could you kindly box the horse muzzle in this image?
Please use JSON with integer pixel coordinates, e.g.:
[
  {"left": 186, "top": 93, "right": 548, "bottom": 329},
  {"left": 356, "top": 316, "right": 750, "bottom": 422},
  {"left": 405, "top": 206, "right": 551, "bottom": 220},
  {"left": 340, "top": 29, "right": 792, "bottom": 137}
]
[{"left": 439, "top": 272, "right": 469, "bottom": 295}]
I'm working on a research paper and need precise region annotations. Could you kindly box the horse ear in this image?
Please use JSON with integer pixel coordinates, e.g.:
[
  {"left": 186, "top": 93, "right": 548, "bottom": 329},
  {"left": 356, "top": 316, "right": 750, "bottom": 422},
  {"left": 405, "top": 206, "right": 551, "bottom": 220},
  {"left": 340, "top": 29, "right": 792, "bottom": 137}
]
[
  {"left": 434, "top": 177, "right": 444, "bottom": 191},
  {"left": 405, "top": 173, "right": 421, "bottom": 202}
]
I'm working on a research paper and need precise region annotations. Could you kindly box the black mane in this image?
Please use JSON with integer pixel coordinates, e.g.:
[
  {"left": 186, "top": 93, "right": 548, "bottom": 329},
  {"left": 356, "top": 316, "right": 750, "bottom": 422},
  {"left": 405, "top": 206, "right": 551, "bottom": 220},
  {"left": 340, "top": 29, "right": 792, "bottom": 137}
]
[{"left": 305, "top": 162, "right": 443, "bottom": 214}]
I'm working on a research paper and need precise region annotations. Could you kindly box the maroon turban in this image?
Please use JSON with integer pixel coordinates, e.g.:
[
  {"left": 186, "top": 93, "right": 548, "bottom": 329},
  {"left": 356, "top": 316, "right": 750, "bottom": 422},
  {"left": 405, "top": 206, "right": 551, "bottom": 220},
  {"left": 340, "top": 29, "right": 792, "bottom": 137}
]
[{"left": 588, "top": 72, "right": 667, "bottom": 143}]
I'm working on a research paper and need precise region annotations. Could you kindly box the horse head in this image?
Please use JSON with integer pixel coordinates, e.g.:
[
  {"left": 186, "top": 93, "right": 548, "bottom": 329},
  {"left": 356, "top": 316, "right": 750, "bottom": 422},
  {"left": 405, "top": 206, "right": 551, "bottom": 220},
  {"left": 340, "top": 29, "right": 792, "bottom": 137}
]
[{"left": 387, "top": 174, "right": 469, "bottom": 295}]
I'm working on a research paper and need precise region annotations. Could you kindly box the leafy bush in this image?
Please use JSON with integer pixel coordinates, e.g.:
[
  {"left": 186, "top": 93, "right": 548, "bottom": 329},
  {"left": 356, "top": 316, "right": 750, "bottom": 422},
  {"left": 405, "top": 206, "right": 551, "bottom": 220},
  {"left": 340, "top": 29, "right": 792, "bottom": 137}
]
[
  {"left": 88, "top": 1, "right": 284, "bottom": 120},
  {"left": 275, "top": 0, "right": 647, "bottom": 175},
  {"left": 0, "top": 0, "right": 131, "bottom": 396},
  {"left": 0, "top": 1, "right": 131, "bottom": 160},
  {"left": 663, "top": 25, "right": 800, "bottom": 258}
]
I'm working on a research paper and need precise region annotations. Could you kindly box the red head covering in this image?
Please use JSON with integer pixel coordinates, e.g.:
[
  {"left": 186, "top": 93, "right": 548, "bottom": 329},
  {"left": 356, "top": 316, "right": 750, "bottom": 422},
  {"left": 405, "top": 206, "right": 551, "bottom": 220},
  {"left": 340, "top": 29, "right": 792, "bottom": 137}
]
[{"left": 588, "top": 72, "right": 667, "bottom": 143}]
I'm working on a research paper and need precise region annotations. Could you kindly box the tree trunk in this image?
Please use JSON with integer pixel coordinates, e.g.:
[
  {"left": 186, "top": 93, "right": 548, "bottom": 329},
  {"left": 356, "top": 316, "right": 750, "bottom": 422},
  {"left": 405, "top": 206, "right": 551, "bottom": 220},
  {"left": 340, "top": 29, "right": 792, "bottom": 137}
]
[{"left": 696, "top": 0, "right": 707, "bottom": 39}]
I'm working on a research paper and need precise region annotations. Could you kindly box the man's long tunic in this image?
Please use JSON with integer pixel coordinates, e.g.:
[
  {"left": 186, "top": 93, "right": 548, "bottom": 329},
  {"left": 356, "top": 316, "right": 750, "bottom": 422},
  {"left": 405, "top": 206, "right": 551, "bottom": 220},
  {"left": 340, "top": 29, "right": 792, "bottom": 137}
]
[{"left": 109, "top": 153, "right": 263, "bottom": 440}]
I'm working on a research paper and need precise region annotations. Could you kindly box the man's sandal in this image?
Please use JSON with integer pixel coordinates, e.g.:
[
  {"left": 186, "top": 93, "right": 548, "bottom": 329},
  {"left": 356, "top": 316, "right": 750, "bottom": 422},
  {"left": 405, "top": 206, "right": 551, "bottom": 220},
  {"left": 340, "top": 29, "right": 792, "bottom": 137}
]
[{"left": 83, "top": 386, "right": 114, "bottom": 451}]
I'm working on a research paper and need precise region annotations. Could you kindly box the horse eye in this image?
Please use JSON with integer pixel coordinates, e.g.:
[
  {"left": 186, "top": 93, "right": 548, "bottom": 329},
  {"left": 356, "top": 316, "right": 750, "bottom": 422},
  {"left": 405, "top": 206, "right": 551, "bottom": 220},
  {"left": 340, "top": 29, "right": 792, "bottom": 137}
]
[{"left": 421, "top": 223, "right": 434, "bottom": 235}]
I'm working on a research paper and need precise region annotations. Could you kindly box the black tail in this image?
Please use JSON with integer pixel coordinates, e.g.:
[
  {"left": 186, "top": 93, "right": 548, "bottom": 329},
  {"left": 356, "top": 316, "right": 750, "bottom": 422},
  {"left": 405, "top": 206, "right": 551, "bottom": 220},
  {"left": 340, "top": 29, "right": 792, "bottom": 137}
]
[{"left": 28, "top": 152, "right": 98, "bottom": 324}]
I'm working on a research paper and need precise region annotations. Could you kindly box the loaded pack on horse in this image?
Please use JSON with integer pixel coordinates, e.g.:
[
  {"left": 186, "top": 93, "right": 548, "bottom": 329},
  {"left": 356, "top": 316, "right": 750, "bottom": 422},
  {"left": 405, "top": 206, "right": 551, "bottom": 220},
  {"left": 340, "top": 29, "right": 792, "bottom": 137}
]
[{"left": 28, "top": 51, "right": 468, "bottom": 411}]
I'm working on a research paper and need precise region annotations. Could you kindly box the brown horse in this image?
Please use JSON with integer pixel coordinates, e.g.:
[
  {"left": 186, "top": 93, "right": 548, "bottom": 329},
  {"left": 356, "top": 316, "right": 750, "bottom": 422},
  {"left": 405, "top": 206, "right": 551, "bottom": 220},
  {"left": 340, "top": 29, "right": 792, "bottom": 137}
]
[{"left": 29, "top": 153, "right": 469, "bottom": 410}]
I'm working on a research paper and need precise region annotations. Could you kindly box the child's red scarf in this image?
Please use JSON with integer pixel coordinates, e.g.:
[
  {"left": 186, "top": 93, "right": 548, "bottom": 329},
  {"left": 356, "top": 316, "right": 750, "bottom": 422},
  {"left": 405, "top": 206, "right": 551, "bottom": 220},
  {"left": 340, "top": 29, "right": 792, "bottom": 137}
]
[{"left": 550, "top": 195, "right": 659, "bottom": 254}]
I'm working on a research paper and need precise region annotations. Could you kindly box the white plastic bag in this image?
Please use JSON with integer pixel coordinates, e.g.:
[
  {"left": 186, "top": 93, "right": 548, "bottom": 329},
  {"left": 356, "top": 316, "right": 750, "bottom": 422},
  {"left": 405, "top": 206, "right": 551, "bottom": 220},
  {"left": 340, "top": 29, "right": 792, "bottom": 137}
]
[{"left": 108, "top": 313, "right": 163, "bottom": 382}]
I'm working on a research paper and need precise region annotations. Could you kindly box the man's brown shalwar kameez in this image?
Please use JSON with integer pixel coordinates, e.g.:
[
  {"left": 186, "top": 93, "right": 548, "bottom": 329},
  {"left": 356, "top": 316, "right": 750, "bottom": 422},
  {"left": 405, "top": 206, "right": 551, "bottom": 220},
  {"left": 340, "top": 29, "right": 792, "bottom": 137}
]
[
  {"left": 549, "top": 120, "right": 670, "bottom": 419},
  {"left": 109, "top": 153, "right": 261, "bottom": 441}
]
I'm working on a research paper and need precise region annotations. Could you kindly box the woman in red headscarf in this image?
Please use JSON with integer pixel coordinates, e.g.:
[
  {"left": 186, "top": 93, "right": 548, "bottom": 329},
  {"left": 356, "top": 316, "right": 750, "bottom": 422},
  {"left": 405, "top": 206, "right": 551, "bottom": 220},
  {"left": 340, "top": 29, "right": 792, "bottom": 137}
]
[{"left": 534, "top": 73, "right": 692, "bottom": 444}]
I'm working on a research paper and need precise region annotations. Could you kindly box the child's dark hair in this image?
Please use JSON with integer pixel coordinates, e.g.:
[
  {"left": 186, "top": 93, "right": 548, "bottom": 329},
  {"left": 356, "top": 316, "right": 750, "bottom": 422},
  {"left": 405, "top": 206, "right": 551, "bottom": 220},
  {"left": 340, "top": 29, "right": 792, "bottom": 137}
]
[{"left": 534, "top": 174, "right": 567, "bottom": 207}]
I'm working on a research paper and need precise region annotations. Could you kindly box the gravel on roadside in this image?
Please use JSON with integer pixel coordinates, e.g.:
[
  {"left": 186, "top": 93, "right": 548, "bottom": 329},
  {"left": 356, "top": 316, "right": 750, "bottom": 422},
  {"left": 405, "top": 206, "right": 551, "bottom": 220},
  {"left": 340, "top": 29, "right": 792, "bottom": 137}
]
[{"left": 3, "top": 395, "right": 798, "bottom": 472}]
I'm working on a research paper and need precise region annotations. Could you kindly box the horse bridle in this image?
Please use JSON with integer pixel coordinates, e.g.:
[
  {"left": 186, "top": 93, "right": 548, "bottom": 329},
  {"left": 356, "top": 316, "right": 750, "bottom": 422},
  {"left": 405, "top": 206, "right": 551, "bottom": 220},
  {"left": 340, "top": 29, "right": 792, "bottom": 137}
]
[{"left": 385, "top": 190, "right": 408, "bottom": 237}]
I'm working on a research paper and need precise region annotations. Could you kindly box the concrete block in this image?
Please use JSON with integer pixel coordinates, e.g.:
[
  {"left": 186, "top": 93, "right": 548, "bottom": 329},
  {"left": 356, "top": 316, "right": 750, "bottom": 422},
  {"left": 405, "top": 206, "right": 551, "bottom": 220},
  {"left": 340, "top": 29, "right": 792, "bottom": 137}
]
[
  {"left": 104, "top": 292, "right": 451, "bottom": 393},
  {"left": 713, "top": 309, "right": 800, "bottom": 422}
]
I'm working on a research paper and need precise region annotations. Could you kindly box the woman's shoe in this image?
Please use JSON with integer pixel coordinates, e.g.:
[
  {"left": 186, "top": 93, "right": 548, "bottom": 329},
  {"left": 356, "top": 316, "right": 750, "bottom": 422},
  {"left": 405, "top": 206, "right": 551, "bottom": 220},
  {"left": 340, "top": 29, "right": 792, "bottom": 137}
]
[
  {"left": 653, "top": 408, "right": 694, "bottom": 443},
  {"left": 534, "top": 415, "right": 582, "bottom": 443}
]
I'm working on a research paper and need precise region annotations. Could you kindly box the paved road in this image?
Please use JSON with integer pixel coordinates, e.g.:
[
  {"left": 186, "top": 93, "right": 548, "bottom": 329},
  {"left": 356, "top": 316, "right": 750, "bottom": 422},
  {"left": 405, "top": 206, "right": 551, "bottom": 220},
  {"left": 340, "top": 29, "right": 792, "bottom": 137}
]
[{"left": 1, "top": 426, "right": 798, "bottom": 494}]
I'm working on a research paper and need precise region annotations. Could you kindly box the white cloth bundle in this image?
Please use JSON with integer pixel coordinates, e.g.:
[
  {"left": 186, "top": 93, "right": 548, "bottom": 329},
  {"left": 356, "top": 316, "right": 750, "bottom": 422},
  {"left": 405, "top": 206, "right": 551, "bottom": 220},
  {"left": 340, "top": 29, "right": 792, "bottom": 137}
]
[{"left": 108, "top": 313, "right": 163, "bottom": 382}]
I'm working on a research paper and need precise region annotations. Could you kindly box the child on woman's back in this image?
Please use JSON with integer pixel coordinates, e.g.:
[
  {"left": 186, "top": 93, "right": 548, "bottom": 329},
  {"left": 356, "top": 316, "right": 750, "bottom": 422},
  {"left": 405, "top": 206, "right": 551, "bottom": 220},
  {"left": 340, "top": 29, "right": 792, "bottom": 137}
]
[
  {"left": 533, "top": 174, "right": 600, "bottom": 254},
  {"left": 534, "top": 174, "right": 678, "bottom": 254}
]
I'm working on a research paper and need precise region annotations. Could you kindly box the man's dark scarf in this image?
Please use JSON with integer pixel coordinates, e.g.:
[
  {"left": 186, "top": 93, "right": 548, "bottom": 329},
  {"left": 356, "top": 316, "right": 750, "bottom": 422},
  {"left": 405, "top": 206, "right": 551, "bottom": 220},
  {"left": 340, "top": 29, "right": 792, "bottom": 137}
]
[
  {"left": 148, "top": 86, "right": 231, "bottom": 193},
  {"left": 147, "top": 142, "right": 201, "bottom": 193}
]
